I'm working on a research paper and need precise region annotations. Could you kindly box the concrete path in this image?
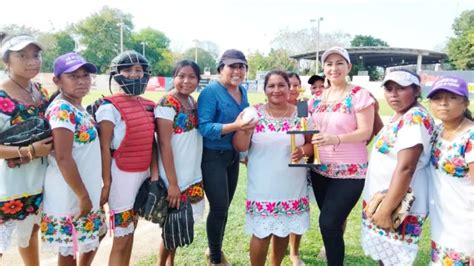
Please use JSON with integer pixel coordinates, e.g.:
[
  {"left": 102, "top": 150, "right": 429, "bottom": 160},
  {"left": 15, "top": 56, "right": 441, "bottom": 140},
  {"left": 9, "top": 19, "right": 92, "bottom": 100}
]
[{"left": 1, "top": 220, "right": 161, "bottom": 266}]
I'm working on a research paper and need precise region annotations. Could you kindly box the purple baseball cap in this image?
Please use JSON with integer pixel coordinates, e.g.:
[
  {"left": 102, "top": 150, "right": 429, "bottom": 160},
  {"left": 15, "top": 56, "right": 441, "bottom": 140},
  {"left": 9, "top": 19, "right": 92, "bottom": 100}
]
[
  {"left": 53, "top": 52, "right": 97, "bottom": 77},
  {"left": 427, "top": 76, "right": 468, "bottom": 98}
]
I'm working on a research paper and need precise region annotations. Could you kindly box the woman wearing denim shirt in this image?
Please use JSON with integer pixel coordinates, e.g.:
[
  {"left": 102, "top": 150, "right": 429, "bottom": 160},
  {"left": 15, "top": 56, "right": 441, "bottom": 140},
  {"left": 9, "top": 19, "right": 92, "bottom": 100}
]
[{"left": 198, "top": 49, "right": 256, "bottom": 266}]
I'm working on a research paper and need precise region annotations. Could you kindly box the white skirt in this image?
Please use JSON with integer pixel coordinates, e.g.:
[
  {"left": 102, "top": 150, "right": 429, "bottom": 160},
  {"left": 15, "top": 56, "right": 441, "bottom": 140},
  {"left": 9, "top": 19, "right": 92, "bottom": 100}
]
[{"left": 0, "top": 213, "right": 40, "bottom": 253}]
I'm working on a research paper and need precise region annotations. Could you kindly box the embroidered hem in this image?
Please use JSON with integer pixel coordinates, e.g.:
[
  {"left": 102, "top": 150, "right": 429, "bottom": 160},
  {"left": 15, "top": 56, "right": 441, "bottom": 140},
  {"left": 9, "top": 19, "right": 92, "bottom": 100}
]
[
  {"left": 0, "top": 193, "right": 42, "bottom": 224},
  {"left": 40, "top": 209, "right": 103, "bottom": 248},
  {"left": 430, "top": 240, "right": 471, "bottom": 265},
  {"left": 312, "top": 162, "right": 367, "bottom": 179},
  {"left": 246, "top": 197, "right": 310, "bottom": 217},
  {"left": 182, "top": 181, "right": 204, "bottom": 204}
]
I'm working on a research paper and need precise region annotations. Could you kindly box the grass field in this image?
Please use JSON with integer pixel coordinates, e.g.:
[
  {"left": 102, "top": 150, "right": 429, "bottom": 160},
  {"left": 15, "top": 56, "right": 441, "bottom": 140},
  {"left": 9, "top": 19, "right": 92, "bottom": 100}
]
[
  {"left": 135, "top": 165, "right": 432, "bottom": 266},
  {"left": 80, "top": 90, "right": 468, "bottom": 265}
]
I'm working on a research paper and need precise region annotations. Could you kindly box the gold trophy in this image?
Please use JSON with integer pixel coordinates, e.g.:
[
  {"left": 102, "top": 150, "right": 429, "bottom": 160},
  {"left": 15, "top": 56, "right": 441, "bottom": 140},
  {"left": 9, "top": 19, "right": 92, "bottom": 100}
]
[{"left": 287, "top": 86, "right": 321, "bottom": 167}]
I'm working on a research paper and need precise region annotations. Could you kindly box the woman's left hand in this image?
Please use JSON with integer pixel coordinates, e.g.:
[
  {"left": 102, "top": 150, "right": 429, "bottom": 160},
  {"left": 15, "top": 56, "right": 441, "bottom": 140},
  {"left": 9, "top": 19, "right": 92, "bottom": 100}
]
[
  {"left": 6, "top": 157, "right": 31, "bottom": 168},
  {"left": 312, "top": 133, "right": 338, "bottom": 146},
  {"left": 370, "top": 209, "right": 393, "bottom": 231},
  {"left": 100, "top": 185, "right": 110, "bottom": 206}
]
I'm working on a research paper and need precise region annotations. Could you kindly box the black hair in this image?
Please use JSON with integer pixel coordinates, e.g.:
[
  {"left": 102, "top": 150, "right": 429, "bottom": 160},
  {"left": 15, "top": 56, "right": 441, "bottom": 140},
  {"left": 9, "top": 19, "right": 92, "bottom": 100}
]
[
  {"left": 464, "top": 108, "right": 473, "bottom": 121},
  {"left": 172, "top": 60, "right": 201, "bottom": 82},
  {"left": 264, "top": 70, "right": 290, "bottom": 91},
  {"left": 0, "top": 32, "right": 7, "bottom": 44},
  {"left": 1, "top": 32, "right": 11, "bottom": 63},
  {"left": 287, "top": 72, "right": 301, "bottom": 85}
]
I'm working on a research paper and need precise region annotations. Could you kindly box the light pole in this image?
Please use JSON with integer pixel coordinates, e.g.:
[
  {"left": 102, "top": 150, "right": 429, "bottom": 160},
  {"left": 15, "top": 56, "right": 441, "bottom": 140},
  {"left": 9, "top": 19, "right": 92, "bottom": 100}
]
[
  {"left": 119, "top": 18, "right": 124, "bottom": 53},
  {"left": 310, "top": 17, "right": 323, "bottom": 74},
  {"left": 193, "top": 39, "right": 199, "bottom": 64},
  {"left": 140, "top": 42, "right": 146, "bottom": 57}
]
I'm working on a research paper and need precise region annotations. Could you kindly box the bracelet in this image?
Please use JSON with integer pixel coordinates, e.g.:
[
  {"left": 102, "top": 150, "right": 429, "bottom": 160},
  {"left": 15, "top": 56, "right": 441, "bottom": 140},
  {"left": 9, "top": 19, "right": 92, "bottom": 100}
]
[
  {"left": 17, "top": 146, "right": 23, "bottom": 162},
  {"left": 30, "top": 144, "right": 36, "bottom": 157},
  {"left": 333, "top": 135, "right": 341, "bottom": 152},
  {"left": 27, "top": 145, "right": 34, "bottom": 161}
]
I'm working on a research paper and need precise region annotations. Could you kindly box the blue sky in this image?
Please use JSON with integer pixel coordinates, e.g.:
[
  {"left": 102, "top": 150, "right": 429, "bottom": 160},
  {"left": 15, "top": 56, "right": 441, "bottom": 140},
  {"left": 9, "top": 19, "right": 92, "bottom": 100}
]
[{"left": 1, "top": 0, "right": 473, "bottom": 55}]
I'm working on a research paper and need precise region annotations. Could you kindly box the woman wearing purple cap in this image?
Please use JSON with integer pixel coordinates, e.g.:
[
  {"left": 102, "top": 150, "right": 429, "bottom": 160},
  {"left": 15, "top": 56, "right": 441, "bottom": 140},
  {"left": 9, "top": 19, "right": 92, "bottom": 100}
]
[
  {"left": 427, "top": 76, "right": 473, "bottom": 266},
  {"left": 41, "top": 52, "right": 104, "bottom": 265},
  {"left": 361, "top": 69, "right": 434, "bottom": 265},
  {"left": 197, "top": 49, "right": 256, "bottom": 265},
  {"left": 0, "top": 33, "right": 52, "bottom": 264}
]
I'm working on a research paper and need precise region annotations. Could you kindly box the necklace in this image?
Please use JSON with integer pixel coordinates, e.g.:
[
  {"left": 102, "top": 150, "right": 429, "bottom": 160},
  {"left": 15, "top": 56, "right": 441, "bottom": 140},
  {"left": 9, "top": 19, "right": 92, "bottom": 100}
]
[
  {"left": 323, "top": 84, "right": 350, "bottom": 104},
  {"left": 318, "top": 84, "right": 351, "bottom": 131},
  {"left": 265, "top": 103, "right": 290, "bottom": 119},
  {"left": 442, "top": 118, "right": 466, "bottom": 140},
  {"left": 60, "top": 92, "right": 84, "bottom": 111},
  {"left": 173, "top": 92, "right": 194, "bottom": 111},
  {"left": 9, "top": 76, "right": 37, "bottom": 102}
]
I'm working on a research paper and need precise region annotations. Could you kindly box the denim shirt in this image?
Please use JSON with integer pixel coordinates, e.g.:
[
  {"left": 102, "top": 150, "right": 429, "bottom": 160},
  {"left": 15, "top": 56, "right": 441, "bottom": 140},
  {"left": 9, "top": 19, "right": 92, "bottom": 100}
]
[{"left": 197, "top": 80, "right": 249, "bottom": 150}]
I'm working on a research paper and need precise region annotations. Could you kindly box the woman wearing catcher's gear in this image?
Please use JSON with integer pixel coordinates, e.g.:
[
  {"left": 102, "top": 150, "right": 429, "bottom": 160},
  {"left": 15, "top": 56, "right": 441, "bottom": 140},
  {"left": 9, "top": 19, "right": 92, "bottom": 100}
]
[{"left": 95, "top": 50, "right": 158, "bottom": 266}]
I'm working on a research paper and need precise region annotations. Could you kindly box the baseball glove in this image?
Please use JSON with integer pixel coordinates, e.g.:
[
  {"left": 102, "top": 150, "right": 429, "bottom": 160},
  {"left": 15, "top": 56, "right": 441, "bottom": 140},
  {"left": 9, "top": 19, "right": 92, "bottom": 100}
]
[
  {"left": 134, "top": 177, "right": 169, "bottom": 226},
  {"left": 364, "top": 188, "right": 415, "bottom": 229},
  {"left": 0, "top": 117, "right": 51, "bottom": 146}
]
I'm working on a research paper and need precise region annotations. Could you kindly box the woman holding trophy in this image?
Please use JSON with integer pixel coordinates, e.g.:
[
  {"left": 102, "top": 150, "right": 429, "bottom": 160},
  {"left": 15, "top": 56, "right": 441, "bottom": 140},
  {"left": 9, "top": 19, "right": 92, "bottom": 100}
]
[
  {"left": 234, "top": 70, "right": 313, "bottom": 266},
  {"left": 308, "top": 47, "right": 375, "bottom": 265}
]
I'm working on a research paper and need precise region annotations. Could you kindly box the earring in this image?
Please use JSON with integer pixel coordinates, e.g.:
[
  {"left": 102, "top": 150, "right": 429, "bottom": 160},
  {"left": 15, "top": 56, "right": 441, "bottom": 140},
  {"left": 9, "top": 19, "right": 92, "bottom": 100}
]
[{"left": 324, "top": 79, "right": 329, "bottom": 88}]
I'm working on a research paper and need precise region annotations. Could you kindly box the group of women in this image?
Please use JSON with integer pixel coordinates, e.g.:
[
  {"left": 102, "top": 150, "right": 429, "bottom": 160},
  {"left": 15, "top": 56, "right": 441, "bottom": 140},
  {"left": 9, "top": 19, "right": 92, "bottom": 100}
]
[{"left": 0, "top": 32, "right": 472, "bottom": 266}]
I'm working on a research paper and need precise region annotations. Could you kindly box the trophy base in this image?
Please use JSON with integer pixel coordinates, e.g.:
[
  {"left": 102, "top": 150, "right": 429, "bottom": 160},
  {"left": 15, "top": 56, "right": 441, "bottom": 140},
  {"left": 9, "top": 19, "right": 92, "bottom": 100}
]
[
  {"left": 287, "top": 130, "right": 319, "bottom": 134},
  {"left": 288, "top": 163, "right": 320, "bottom": 167}
]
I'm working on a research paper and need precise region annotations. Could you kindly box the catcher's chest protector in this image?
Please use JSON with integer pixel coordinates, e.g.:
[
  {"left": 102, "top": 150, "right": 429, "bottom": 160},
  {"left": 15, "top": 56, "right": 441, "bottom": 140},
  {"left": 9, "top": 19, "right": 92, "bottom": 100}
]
[{"left": 105, "top": 95, "right": 155, "bottom": 172}]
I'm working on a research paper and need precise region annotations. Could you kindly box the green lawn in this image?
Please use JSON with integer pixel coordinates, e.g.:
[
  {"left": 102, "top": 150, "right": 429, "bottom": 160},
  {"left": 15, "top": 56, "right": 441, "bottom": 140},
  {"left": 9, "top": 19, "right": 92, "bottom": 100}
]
[{"left": 136, "top": 165, "right": 432, "bottom": 266}]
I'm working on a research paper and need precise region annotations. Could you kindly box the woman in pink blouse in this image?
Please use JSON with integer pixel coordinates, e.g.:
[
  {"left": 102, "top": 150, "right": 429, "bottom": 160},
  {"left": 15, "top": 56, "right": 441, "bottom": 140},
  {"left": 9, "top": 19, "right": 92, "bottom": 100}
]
[{"left": 308, "top": 47, "right": 375, "bottom": 265}]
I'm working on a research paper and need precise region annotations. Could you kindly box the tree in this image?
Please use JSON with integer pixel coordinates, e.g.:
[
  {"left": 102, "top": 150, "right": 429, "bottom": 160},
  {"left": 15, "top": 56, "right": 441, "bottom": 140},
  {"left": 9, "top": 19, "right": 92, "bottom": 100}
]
[
  {"left": 350, "top": 35, "right": 389, "bottom": 80},
  {"left": 350, "top": 35, "right": 388, "bottom": 47},
  {"left": 447, "top": 10, "right": 474, "bottom": 70},
  {"left": 245, "top": 49, "right": 297, "bottom": 80},
  {"left": 131, "top": 27, "right": 174, "bottom": 76},
  {"left": 38, "top": 31, "right": 76, "bottom": 72},
  {"left": 265, "top": 49, "right": 297, "bottom": 72},
  {"left": 271, "top": 28, "right": 351, "bottom": 73},
  {"left": 247, "top": 51, "right": 267, "bottom": 80},
  {"left": 197, "top": 40, "right": 220, "bottom": 59},
  {"left": 272, "top": 28, "right": 351, "bottom": 55},
  {"left": 74, "top": 6, "right": 134, "bottom": 73},
  {"left": 0, "top": 24, "right": 38, "bottom": 36},
  {"left": 180, "top": 47, "right": 217, "bottom": 74}
]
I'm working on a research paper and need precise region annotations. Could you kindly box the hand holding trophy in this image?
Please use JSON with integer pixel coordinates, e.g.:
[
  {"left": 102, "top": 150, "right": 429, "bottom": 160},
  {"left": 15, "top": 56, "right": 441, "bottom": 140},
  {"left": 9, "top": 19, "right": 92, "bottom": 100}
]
[{"left": 287, "top": 86, "right": 321, "bottom": 167}]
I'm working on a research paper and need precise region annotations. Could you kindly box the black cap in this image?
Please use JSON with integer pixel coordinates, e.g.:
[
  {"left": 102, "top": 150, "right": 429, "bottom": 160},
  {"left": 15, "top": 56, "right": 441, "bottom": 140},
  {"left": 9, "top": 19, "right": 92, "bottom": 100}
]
[
  {"left": 217, "top": 49, "right": 247, "bottom": 73},
  {"left": 308, "top": 75, "right": 324, "bottom": 85}
]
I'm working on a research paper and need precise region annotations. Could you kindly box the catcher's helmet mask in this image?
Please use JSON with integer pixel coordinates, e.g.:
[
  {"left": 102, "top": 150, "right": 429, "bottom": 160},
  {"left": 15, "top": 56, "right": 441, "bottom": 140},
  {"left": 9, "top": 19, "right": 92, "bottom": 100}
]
[{"left": 109, "top": 50, "right": 151, "bottom": 96}]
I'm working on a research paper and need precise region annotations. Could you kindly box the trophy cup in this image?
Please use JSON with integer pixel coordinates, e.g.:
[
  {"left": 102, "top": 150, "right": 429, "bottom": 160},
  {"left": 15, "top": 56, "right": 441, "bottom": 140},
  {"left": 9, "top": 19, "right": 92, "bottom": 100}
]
[{"left": 287, "top": 86, "right": 321, "bottom": 167}]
